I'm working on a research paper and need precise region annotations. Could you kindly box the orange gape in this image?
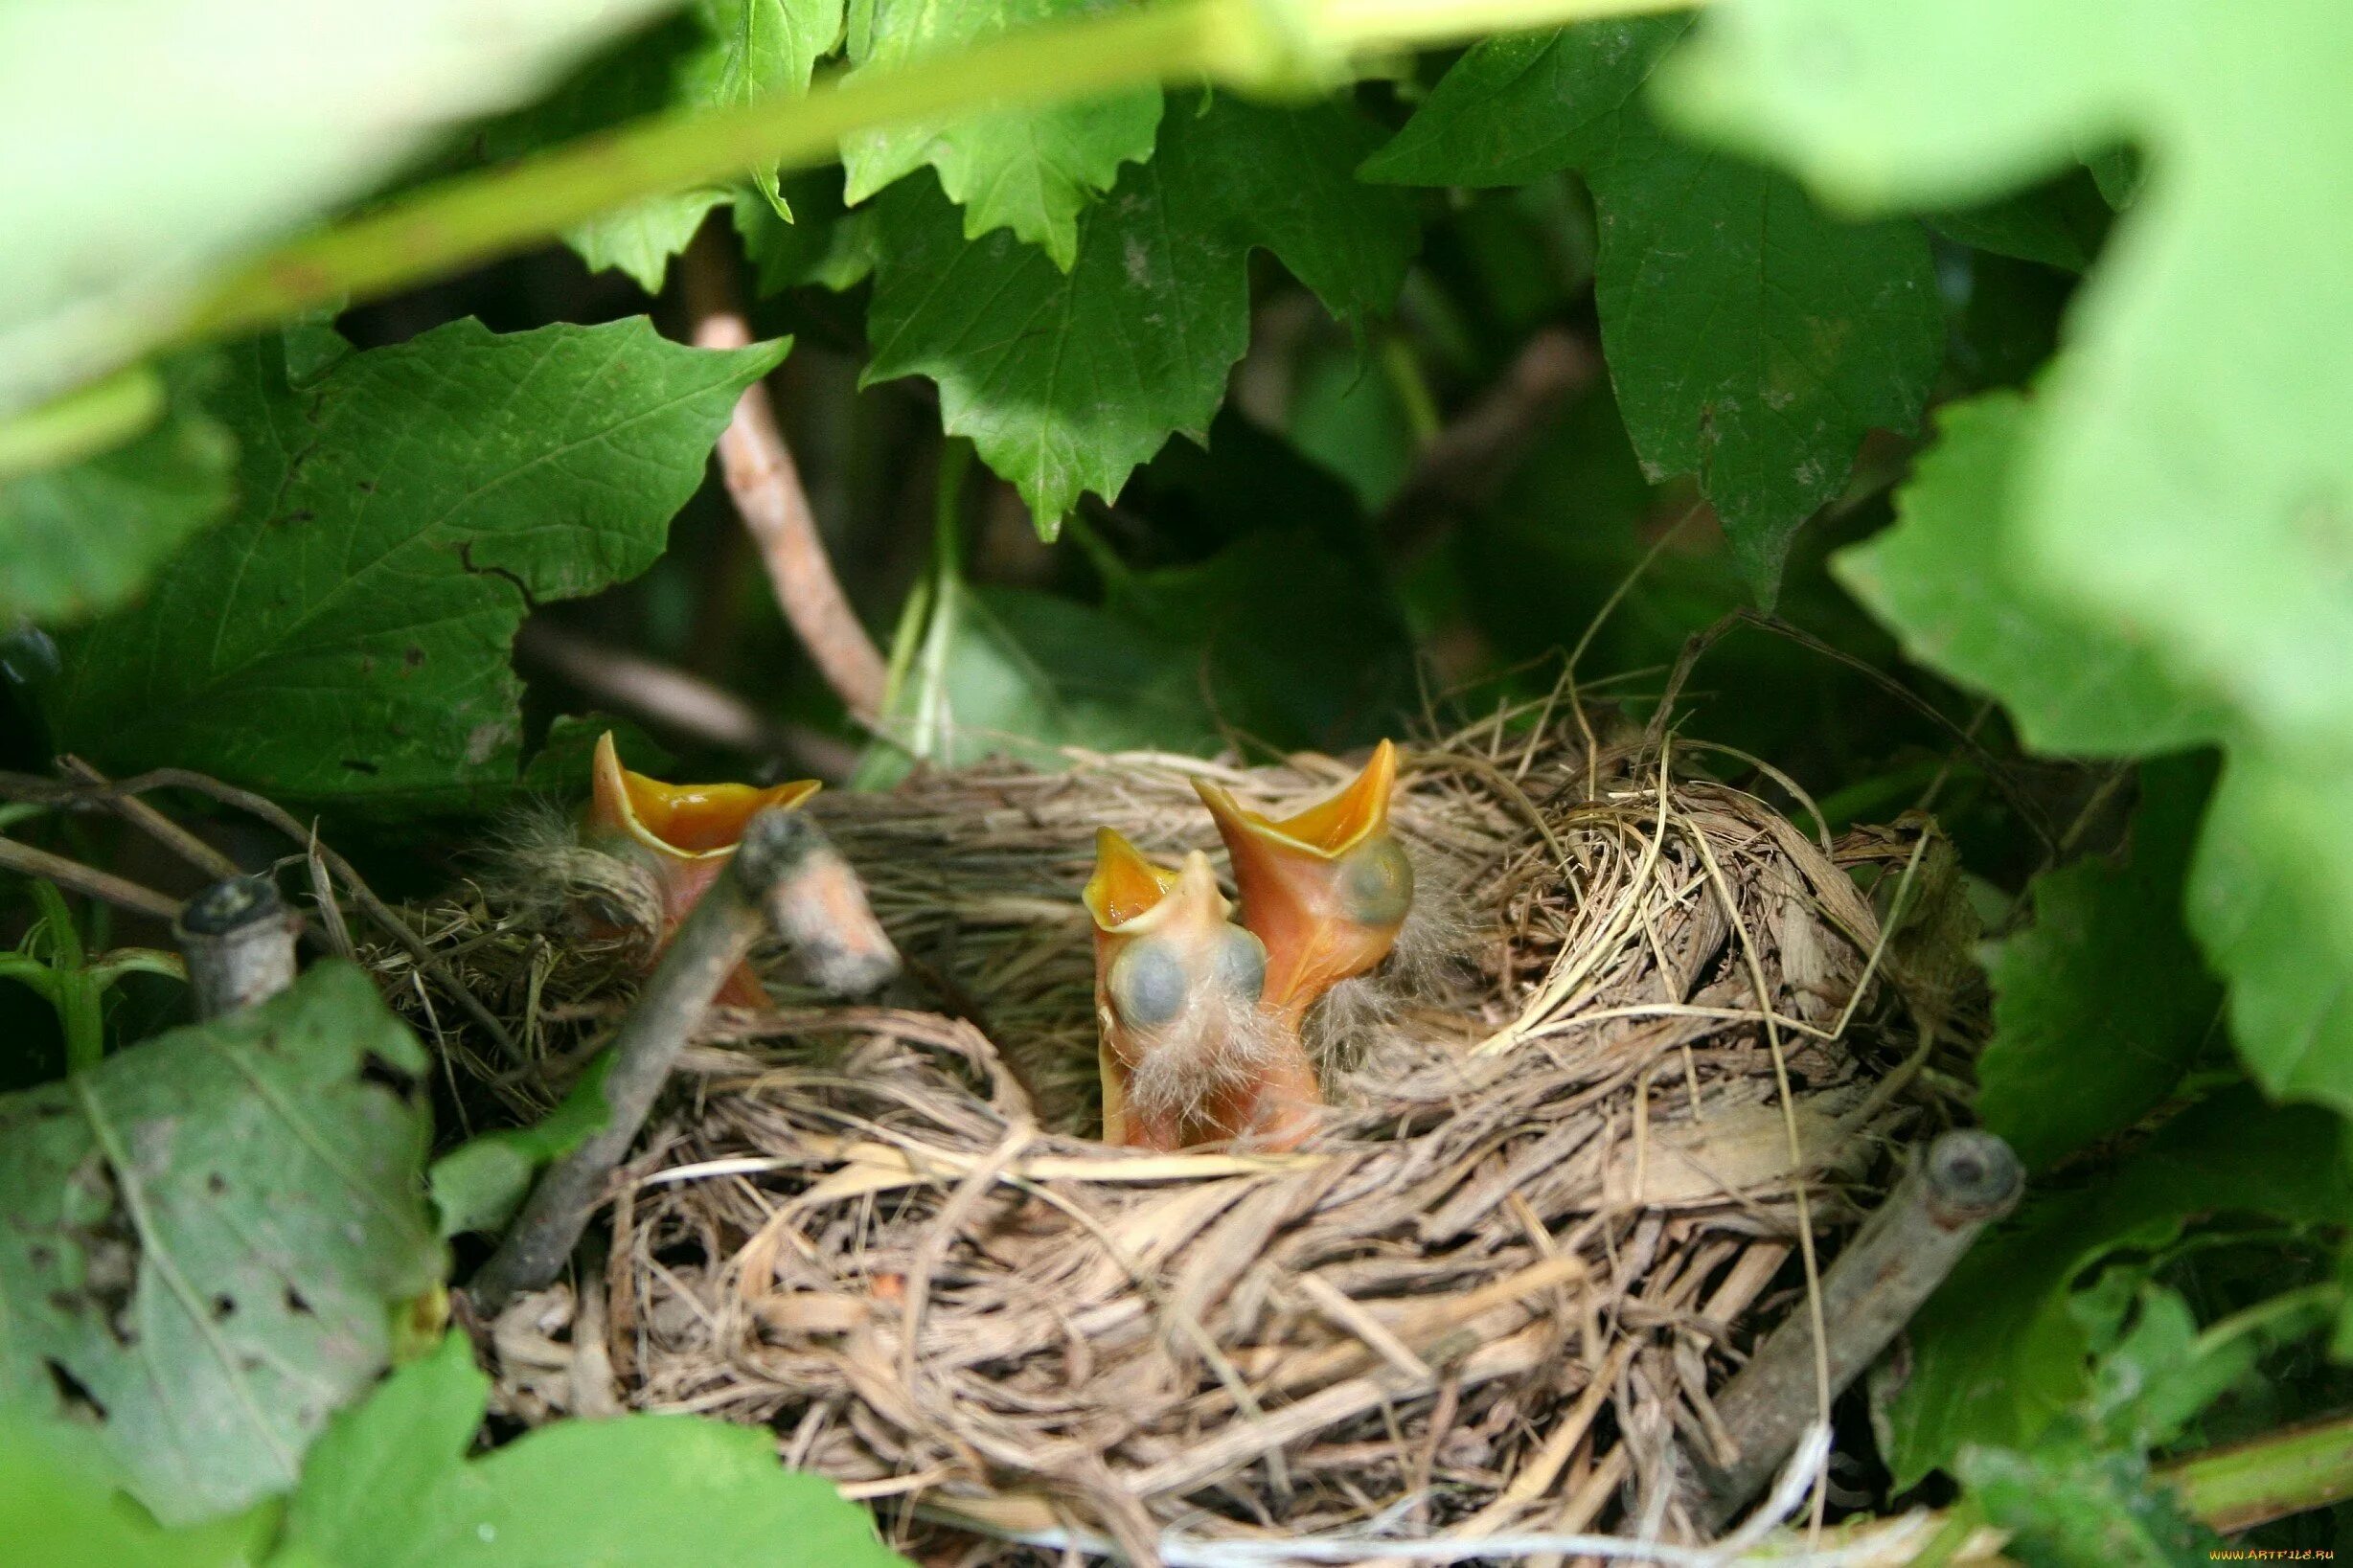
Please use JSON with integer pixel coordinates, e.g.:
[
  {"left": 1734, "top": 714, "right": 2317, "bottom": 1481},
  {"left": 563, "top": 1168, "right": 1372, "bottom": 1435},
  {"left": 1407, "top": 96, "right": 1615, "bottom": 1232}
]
[
  {"left": 1085, "top": 829, "right": 1323, "bottom": 1151},
  {"left": 582, "top": 732, "right": 821, "bottom": 1007},
  {"left": 1194, "top": 739, "right": 1412, "bottom": 1031}
]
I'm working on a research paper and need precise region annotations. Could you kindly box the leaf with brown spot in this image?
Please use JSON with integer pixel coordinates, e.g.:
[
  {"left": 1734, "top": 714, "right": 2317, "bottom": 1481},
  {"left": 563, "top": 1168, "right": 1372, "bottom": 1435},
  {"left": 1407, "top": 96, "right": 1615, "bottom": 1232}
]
[{"left": 0, "top": 965, "right": 441, "bottom": 1524}]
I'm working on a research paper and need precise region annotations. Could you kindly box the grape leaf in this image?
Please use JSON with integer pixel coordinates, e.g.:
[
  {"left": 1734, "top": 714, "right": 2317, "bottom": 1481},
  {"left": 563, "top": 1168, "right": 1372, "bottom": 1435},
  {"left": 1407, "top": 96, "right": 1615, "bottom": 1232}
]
[
  {"left": 0, "top": 373, "right": 234, "bottom": 626},
  {"left": 841, "top": 0, "right": 1161, "bottom": 268},
  {"left": 1881, "top": 1087, "right": 2352, "bottom": 1487},
  {"left": 1976, "top": 753, "right": 2222, "bottom": 1171},
  {"left": 1664, "top": 0, "right": 2353, "bottom": 816},
  {"left": 0, "top": 964, "right": 441, "bottom": 1524},
  {"left": 866, "top": 94, "right": 1418, "bottom": 532},
  {"left": 281, "top": 1331, "right": 909, "bottom": 1568},
  {"left": 2188, "top": 751, "right": 2353, "bottom": 1122},
  {"left": 1834, "top": 391, "right": 2227, "bottom": 757},
  {"left": 0, "top": 0, "right": 680, "bottom": 417},
  {"left": 44, "top": 318, "right": 785, "bottom": 808},
  {"left": 570, "top": 192, "right": 735, "bottom": 295},
  {"left": 1363, "top": 18, "right": 1942, "bottom": 601},
  {"left": 691, "top": 0, "right": 845, "bottom": 218}
]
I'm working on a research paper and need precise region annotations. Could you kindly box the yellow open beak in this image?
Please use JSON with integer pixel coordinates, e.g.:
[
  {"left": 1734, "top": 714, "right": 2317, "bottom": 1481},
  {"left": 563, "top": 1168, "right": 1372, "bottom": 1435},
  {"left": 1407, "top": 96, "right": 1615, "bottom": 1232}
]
[
  {"left": 1194, "top": 739, "right": 1411, "bottom": 1027},
  {"left": 583, "top": 732, "right": 822, "bottom": 1004},
  {"left": 1085, "top": 829, "right": 1320, "bottom": 1150}
]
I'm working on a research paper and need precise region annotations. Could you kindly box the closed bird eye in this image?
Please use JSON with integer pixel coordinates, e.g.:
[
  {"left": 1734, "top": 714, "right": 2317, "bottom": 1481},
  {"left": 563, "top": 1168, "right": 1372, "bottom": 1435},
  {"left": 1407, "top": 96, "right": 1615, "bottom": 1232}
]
[
  {"left": 1340, "top": 838, "right": 1414, "bottom": 927},
  {"left": 1214, "top": 926, "right": 1268, "bottom": 1003},
  {"left": 1108, "top": 939, "right": 1189, "bottom": 1028}
]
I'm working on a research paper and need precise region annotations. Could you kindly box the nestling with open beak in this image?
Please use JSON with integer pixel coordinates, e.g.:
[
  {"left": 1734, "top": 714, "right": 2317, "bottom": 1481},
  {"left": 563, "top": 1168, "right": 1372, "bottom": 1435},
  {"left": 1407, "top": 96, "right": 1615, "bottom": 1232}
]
[
  {"left": 1193, "top": 739, "right": 1413, "bottom": 1034},
  {"left": 1085, "top": 829, "right": 1324, "bottom": 1151},
  {"left": 581, "top": 732, "right": 823, "bottom": 1006}
]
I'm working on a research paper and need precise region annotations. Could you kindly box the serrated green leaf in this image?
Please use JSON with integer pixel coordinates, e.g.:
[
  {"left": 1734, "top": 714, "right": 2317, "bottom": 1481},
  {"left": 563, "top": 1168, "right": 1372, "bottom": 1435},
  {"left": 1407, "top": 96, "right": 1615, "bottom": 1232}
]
[
  {"left": 1365, "top": 19, "right": 1941, "bottom": 601},
  {"left": 1976, "top": 754, "right": 2222, "bottom": 1172},
  {"left": 842, "top": 0, "right": 1160, "bottom": 268},
  {"left": 0, "top": 372, "right": 235, "bottom": 627},
  {"left": 43, "top": 318, "right": 785, "bottom": 810},
  {"left": 866, "top": 94, "right": 1418, "bottom": 531},
  {"left": 1835, "top": 391, "right": 2227, "bottom": 756},
  {"left": 691, "top": 0, "right": 845, "bottom": 218},
  {"left": 0, "top": 0, "right": 680, "bottom": 418},
  {"left": 569, "top": 192, "right": 735, "bottom": 294},
  {"left": 1883, "top": 1087, "right": 2353, "bottom": 1488},
  {"left": 0, "top": 965, "right": 441, "bottom": 1524},
  {"left": 282, "top": 1332, "right": 909, "bottom": 1568}
]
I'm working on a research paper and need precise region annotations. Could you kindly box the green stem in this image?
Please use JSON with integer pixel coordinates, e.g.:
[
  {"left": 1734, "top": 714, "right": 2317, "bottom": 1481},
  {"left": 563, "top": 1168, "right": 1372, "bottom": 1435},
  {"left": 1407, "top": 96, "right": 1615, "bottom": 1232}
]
[
  {"left": 2162, "top": 1410, "right": 2353, "bottom": 1534},
  {"left": 165, "top": 0, "right": 1698, "bottom": 362},
  {"left": 57, "top": 973, "right": 104, "bottom": 1076},
  {"left": 0, "top": 365, "right": 164, "bottom": 483},
  {"left": 175, "top": 0, "right": 1245, "bottom": 348},
  {"left": 28, "top": 879, "right": 84, "bottom": 971}
]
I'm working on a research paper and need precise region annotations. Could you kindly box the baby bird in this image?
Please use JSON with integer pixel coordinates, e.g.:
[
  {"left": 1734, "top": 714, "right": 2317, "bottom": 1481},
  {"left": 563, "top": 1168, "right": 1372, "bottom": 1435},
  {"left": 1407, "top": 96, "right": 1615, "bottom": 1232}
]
[
  {"left": 1193, "top": 739, "right": 1413, "bottom": 1034},
  {"left": 1085, "top": 829, "right": 1323, "bottom": 1150},
  {"left": 582, "top": 732, "right": 821, "bottom": 1006}
]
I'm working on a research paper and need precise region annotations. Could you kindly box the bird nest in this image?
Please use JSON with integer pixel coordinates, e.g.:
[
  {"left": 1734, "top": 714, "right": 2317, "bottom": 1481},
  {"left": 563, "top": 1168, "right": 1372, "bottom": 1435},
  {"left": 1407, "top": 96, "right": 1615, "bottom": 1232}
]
[{"left": 400, "top": 709, "right": 1948, "bottom": 1561}]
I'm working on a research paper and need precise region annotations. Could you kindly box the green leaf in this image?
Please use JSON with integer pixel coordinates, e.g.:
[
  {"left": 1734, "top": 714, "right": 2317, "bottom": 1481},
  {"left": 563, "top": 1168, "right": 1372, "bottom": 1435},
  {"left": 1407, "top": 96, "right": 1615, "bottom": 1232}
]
[
  {"left": 2188, "top": 751, "right": 2353, "bottom": 1122},
  {"left": 1882, "top": 1086, "right": 2353, "bottom": 1488},
  {"left": 0, "top": 0, "right": 681, "bottom": 417},
  {"left": 1927, "top": 168, "right": 2111, "bottom": 274},
  {"left": 1365, "top": 19, "right": 1942, "bottom": 601},
  {"left": 0, "top": 965, "right": 441, "bottom": 1524},
  {"left": 1955, "top": 1432, "right": 2216, "bottom": 1568},
  {"left": 568, "top": 193, "right": 735, "bottom": 295},
  {"left": 1976, "top": 753, "right": 2223, "bottom": 1171},
  {"left": 841, "top": 0, "right": 1161, "bottom": 268},
  {"left": 427, "top": 1058, "right": 608, "bottom": 1240},
  {"left": 0, "top": 1420, "right": 277, "bottom": 1568},
  {"left": 1663, "top": 0, "right": 2353, "bottom": 808},
  {"left": 0, "top": 370, "right": 235, "bottom": 627},
  {"left": 44, "top": 318, "right": 785, "bottom": 810},
  {"left": 691, "top": 0, "right": 846, "bottom": 218},
  {"left": 1834, "top": 391, "right": 2227, "bottom": 757},
  {"left": 281, "top": 1332, "right": 910, "bottom": 1568},
  {"left": 866, "top": 94, "right": 1418, "bottom": 532},
  {"left": 870, "top": 576, "right": 1217, "bottom": 779},
  {"left": 733, "top": 176, "right": 881, "bottom": 295}
]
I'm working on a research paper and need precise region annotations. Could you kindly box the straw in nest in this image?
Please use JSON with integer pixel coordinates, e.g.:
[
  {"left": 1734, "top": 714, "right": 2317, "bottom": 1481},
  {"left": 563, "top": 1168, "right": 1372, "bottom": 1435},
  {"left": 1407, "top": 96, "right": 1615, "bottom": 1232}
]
[{"left": 396, "top": 708, "right": 1942, "bottom": 1562}]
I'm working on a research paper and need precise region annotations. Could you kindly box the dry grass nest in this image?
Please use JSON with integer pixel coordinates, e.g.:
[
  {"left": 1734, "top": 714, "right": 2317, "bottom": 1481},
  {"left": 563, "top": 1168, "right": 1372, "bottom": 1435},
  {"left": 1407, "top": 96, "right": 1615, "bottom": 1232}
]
[{"left": 381, "top": 705, "right": 1966, "bottom": 1561}]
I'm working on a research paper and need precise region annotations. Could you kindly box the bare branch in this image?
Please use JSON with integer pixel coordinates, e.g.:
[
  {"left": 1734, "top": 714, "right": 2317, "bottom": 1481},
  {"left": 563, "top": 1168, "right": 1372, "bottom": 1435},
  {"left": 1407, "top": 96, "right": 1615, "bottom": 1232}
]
[
  {"left": 515, "top": 620, "right": 858, "bottom": 783},
  {"left": 682, "top": 235, "right": 888, "bottom": 720},
  {"left": 1381, "top": 327, "right": 1599, "bottom": 552},
  {"left": 1684, "top": 1129, "right": 2024, "bottom": 1531},
  {"left": 468, "top": 808, "right": 899, "bottom": 1310},
  {"left": 0, "top": 834, "right": 181, "bottom": 922}
]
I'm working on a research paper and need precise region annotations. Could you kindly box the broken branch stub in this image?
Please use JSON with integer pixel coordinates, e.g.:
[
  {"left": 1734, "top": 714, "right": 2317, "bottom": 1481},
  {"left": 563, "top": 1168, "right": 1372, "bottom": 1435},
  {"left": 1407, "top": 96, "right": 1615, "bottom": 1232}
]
[
  {"left": 174, "top": 875, "right": 299, "bottom": 1017},
  {"left": 1688, "top": 1128, "right": 2024, "bottom": 1532},
  {"left": 469, "top": 807, "right": 899, "bottom": 1311}
]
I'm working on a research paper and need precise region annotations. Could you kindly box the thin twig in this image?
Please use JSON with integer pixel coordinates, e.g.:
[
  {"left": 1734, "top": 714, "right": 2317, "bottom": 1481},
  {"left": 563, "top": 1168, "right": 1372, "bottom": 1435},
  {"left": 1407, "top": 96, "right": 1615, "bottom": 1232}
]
[
  {"left": 0, "top": 834, "right": 180, "bottom": 922},
  {"left": 57, "top": 756, "right": 241, "bottom": 882},
  {"left": 682, "top": 232, "right": 887, "bottom": 720},
  {"left": 515, "top": 620, "right": 858, "bottom": 782},
  {"left": 0, "top": 764, "right": 515, "bottom": 1058}
]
